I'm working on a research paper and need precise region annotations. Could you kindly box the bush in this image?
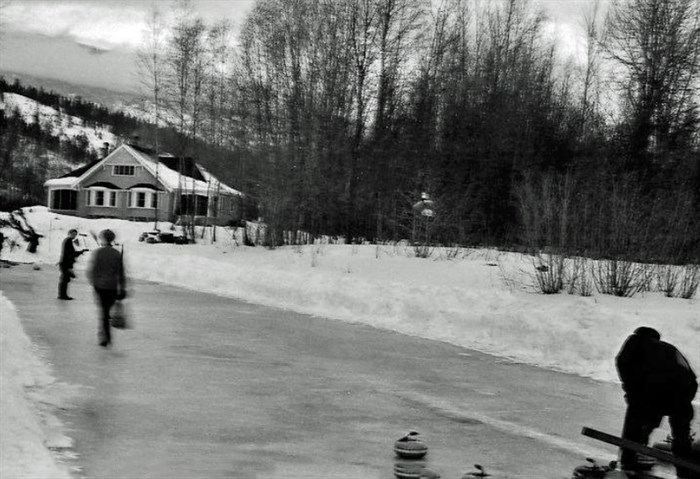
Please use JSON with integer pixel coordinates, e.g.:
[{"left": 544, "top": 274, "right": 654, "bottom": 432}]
[
  {"left": 593, "top": 259, "right": 650, "bottom": 297},
  {"left": 678, "top": 265, "right": 699, "bottom": 299},
  {"left": 567, "top": 257, "right": 593, "bottom": 297},
  {"left": 657, "top": 265, "right": 680, "bottom": 297},
  {"left": 413, "top": 242, "right": 434, "bottom": 259},
  {"left": 531, "top": 253, "right": 567, "bottom": 294}
]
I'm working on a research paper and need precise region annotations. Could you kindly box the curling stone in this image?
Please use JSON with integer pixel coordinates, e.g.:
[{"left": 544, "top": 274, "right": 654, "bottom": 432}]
[
  {"left": 393, "top": 462, "right": 440, "bottom": 479},
  {"left": 653, "top": 437, "right": 700, "bottom": 461},
  {"left": 652, "top": 435, "right": 672, "bottom": 455},
  {"left": 571, "top": 458, "right": 617, "bottom": 479},
  {"left": 394, "top": 461, "right": 426, "bottom": 479},
  {"left": 394, "top": 431, "right": 428, "bottom": 459},
  {"left": 462, "top": 464, "right": 491, "bottom": 478}
]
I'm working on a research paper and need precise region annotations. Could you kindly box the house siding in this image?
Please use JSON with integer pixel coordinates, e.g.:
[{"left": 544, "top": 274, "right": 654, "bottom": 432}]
[
  {"left": 82, "top": 149, "right": 154, "bottom": 188},
  {"left": 77, "top": 191, "right": 173, "bottom": 221}
]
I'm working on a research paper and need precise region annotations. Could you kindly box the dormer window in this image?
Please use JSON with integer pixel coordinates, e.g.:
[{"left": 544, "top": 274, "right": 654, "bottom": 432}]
[{"left": 113, "top": 165, "right": 135, "bottom": 176}]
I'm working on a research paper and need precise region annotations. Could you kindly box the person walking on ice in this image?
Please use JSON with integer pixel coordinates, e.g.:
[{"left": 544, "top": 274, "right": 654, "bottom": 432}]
[{"left": 87, "top": 229, "right": 127, "bottom": 347}]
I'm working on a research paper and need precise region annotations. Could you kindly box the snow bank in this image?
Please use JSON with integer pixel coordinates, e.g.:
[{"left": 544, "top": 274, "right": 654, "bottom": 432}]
[
  {"left": 2, "top": 207, "right": 699, "bottom": 385},
  {"left": 0, "top": 293, "right": 72, "bottom": 479}
]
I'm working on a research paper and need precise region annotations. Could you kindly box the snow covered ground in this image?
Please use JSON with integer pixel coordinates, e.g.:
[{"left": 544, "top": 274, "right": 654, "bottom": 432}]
[
  {"left": 1, "top": 206, "right": 699, "bottom": 477},
  {"left": 0, "top": 293, "right": 74, "bottom": 479}
]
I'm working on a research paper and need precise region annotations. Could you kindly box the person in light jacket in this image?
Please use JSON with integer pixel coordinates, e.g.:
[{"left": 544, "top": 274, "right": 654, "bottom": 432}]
[
  {"left": 616, "top": 326, "right": 698, "bottom": 478},
  {"left": 87, "top": 229, "right": 126, "bottom": 347}
]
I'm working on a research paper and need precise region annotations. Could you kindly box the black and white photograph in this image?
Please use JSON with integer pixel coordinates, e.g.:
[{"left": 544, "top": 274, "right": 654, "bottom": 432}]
[{"left": 0, "top": 0, "right": 699, "bottom": 478}]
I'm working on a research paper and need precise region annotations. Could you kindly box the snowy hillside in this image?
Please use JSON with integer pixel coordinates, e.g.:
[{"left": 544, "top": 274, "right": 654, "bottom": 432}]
[{"left": 0, "top": 92, "right": 119, "bottom": 152}]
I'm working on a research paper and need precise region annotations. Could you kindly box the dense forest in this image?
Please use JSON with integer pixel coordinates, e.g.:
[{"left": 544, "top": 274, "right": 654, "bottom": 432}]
[
  {"left": 135, "top": 0, "right": 698, "bottom": 262},
  {"left": 2, "top": 0, "right": 699, "bottom": 266}
]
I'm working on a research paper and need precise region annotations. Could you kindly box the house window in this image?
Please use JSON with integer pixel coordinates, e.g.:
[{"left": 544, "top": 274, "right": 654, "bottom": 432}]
[
  {"left": 87, "top": 189, "right": 117, "bottom": 207},
  {"left": 129, "top": 190, "right": 158, "bottom": 208},
  {"left": 178, "top": 194, "right": 208, "bottom": 216},
  {"left": 112, "top": 165, "right": 135, "bottom": 176},
  {"left": 51, "top": 190, "right": 77, "bottom": 210},
  {"left": 210, "top": 197, "right": 218, "bottom": 217}
]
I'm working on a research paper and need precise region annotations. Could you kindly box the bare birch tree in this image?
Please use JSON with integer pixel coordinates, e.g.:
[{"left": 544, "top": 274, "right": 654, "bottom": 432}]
[
  {"left": 604, "top": 0, "right": 700, "bottom": 158},
  {"left": 137, "top": 4, "right": 166, "bottom": 227}
]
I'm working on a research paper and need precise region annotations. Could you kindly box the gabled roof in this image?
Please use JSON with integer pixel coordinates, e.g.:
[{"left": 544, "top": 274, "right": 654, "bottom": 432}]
[
  {"left": 158, "top": 156, "right": 206, "bottom": 181},
  {"left": 45, "top": 143, "right": 243, "bottom": 197},
  {"left": 59, "top": 159, "right": 101, "bottom": 179}
]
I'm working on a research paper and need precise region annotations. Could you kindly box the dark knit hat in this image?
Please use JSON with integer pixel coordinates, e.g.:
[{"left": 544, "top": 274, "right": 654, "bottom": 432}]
[
  {"left": 634, "top": 326, "right": 661, "bottom": 340},
  {"left": 99, "top": 229, "right": 116, "bottom": 244}
]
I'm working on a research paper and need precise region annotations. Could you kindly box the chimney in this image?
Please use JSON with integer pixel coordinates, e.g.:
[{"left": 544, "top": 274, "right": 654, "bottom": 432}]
[{"left": 99, "top": 142, "right": 110, "bottom": 159}]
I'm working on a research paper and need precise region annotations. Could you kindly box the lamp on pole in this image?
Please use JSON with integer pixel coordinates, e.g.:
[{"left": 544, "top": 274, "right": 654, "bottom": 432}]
[{"left": 412, "top": 192, "right": 435, "bottom": 246}]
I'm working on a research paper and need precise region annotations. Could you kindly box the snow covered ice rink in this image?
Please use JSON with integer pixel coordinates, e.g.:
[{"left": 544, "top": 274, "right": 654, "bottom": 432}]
[{"left": 1, "top": 206, "right": 698, "bottom": 477}]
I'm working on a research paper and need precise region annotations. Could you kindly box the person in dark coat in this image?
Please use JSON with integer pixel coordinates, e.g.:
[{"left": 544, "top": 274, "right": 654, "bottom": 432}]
[
  {"left": 616, "top": 326, "right": 698, "bottom": 478},
  {"left": 58, "top": 229, "right": 85, "bottom": 300},
  {"left": 86, "top": 229, "right": 126, "bottom": 347}
]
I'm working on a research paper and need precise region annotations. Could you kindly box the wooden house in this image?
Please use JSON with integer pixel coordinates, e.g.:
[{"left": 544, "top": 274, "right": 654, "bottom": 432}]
[{"left": 44, "top": 143, "right": 243, "bottom": 225}]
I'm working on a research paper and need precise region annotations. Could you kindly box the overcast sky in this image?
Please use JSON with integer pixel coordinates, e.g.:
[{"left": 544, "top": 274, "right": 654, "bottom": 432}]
[{"left": 0, "top": 0, "right": 605, "bottom": 94}]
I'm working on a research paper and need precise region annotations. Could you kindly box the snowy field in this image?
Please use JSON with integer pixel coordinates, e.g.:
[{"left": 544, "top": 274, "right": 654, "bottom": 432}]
[{"left": 1, "top": 206, "right": 699, "bottom": 477}]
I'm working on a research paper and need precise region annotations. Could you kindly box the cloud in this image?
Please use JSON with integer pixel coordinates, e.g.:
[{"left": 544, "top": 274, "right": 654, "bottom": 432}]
[
  {"left": 542, "top": 19, "right": 587, "bottom": 64},
  {"left": 4, "top": 1, "right": 150, "bottom": 50}
]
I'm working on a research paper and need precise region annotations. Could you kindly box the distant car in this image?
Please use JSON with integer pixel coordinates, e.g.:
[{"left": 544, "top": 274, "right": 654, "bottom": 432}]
[
  {"left": 173, "top": 234, "right": 189, "bottom": 245},
  {"left": 158, "top": 231, "right": 189, "bottom": 244},
  {"left": 158, "top": 232, "right": 175, "bottom": 243},
  {"left": 139, "top": 231, "right": 161, "bottom": 243},
  {"left": 139, "top": 230, "right": 189, "bottom": 244}
]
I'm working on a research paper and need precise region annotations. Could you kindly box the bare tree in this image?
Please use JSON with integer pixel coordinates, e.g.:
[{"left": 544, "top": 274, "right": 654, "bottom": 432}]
[
  {"left": 164, "top": 1, "right": 208, "bottom": 240},
  {"left": 580, "top": 0, "right": 603, "bottom": 138},
  {"left": 343, "top": 0, "right": 381, "bottom": 242},
  {"left": 137, "top": 4, "right": 166, "bottom": 227},
  {"left": 603, "top": 0, "right": 700, "bottom": 158}
]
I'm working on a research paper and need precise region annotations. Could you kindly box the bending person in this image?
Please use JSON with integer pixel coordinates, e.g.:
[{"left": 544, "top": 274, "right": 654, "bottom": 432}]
[{"left": 616, "top": 326, "right": 698, "bottom": 478}]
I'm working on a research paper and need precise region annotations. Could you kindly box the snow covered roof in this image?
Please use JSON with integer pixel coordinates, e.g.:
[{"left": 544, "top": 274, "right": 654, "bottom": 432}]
[
  {"left": 198, "top": 165, "right": 244, "bottom": 197},
  {"left": 44, "top": 158, "right": 102, "bottom": 189},
  {"left": 124, "top": 144, "right": 242, "bottom": 197},
  {"left": 44, "top": 143, "right": 243, "bottom": 197},
  {"left": 44, "top": 177, "right": 78, "bottom": 188}
]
